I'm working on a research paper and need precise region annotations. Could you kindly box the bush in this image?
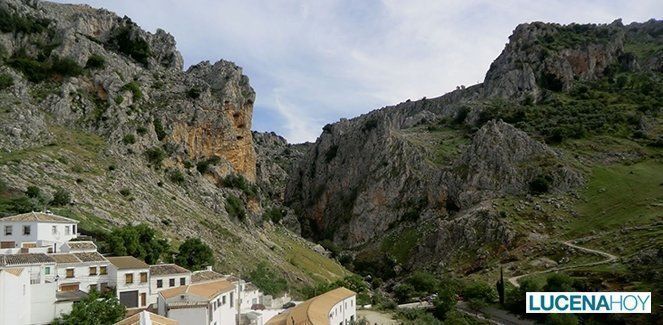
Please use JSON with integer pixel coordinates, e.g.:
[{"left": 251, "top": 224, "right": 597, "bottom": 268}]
[
  {"left": 122, "top": 134, "right": 136, "bottom": 145},
  {"left": 262, "top": 207, "right": 284, "bottom": 224},
  {"left": 174, "top": 238, "right": 214, "bottom": 271},
  {"left": 144, "top": 147, "right": 166, "bottom": 167},
  {"left": 153, "top": 118, "right": 166, "bottom": 141},
  {"left": 136, "top": 126, "right": 148, "bottom": 135},
  {"left": 8, "top": 56, "right": 50, "bottom": 82},
  {"left": 196, "top": 156, "right": 220, "bottom": 174},
  {"left": 362, "top": 119, "right": 378, "bottom": 131},
  {"left": 0, "top": 8, "right": 51, "bottom": 34},
  {"left": 248, "top": 262, "right": 288, "bottom": 296},
  {"left": 108, "top": 26, "right": 151, "bottom": 65},
  {"left": 121, "top": 81, "right": 142, "bottom": 100},
  {"left": 462, "top": 281, "right": 497, "bottom": 304},
  {"left": 119, "top": 188, "right": 131, "bottom": 197},
  {"left": 543, "top": 273, "right": 574, "bottom": 292},
  {"left": 169, "top": 170, "right": 185, "bottom": 184},
  {"left": 529, "top": 174, "right": 553, "bottom": 194},
  {"left": 106, "top": 224, "right": 169, "bottom": 264},
  {"left": 85, "top": 54, "right": 106, "bottom": 69},
  {"left": 25, "top": 186, "right": 41, "bottom": 199},
  {"left": 52, "top": 289, "right": 125, "bottom": 325},
  {"left": 324, "top": 145, "right": 338, "bottom": 163},
  {"left": 222, "top": 173, "right": 257, "bottom": 198},
  {"left": 225, "top": 194, "right": 246, "bottom": 221},
  {"left": 186, "top": 87, "right": 202, "bottom": 99},
  {"left": 0, "top": 73, "right": 13, "bottom": 90},
  {"left": 50, "top": 188, "right": 71, "bottom": 206},
  {"left": 50, "top": 57, "right": 84, "bottom": 77}
]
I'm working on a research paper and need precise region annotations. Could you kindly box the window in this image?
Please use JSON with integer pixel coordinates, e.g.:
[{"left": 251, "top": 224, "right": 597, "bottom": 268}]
[
  {"left": 222, "top": 295, "right": 226, "bottom": 304},
  {"left": 44, "top": 266, "right": 51, "bottom": 275},
  {"left": 52, "top": 226, "right": 57, "bottom": 234},
  {"left": 65, "top": 226, "right": 70, "bottom": 235},
  {"left": 23, "top": 225, "right": 31, "bottom": 235},
  {"left": 125, "top": 273, "right": 134, "bottom": 284},
  {"left": 89, "top": 266, "right": 97, "bottom": 275},
  {"left": 99, "top": 266, "right": 107, "bottom": 275},
  {"left": 230, "top": 292, "right": 234, "bottom": 307},
  {"left": 89, "top": 284, "right": 97, "bottom": 291},
  {"left": 140, "top": 272, "right": 147, "bottom": 283},
  {"left": 180, "top": 277, "right": 186, "bottom": 285},
  {"left": 169, "top": 278, "right": 175, "bottom": 287},
  {"left": 157, "top": 279, "right": 163, "bottom": 288},
  {"left": 4, "top": 225, "right": 11, "bottom": 235},
  {"left": 72, "top": 225, "right": 76, "bottom": 234},
  {"left": 66, "top": 268, "right": 74, "bottom": 278}
]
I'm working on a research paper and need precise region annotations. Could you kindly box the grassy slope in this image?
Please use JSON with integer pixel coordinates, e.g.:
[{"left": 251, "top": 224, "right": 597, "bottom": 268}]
[{"left": 0, "top": 126, "right": 348, "bottom": 293}]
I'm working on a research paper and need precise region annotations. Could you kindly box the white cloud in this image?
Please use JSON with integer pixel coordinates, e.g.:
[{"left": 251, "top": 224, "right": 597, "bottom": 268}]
[{"left": 52, "top": 0, "right": 662, "bottom": 142}]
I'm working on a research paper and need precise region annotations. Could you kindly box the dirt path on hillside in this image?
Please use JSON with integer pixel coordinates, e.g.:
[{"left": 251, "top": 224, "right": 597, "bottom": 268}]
[{"left": 508, "top": 240, "right": 618, "bottom": 288}]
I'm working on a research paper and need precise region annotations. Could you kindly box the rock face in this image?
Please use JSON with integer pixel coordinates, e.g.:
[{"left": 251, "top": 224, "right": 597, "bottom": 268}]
[
  {"left": 0, "top": 0, "right": 344, "bottom": 286},
  {"left": 285, "top": 20, "right": 663, "bottom": 271}
]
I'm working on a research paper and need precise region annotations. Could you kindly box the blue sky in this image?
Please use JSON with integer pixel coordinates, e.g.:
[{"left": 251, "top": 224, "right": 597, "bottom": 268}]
[{"left": 53, "top": 0, "right": 661, "bottom": 143}]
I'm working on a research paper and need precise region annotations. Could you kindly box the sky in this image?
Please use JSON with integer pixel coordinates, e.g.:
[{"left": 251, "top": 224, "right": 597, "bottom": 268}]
[{"left": 52, "top": 0, "right": 662, "bottom": 143}]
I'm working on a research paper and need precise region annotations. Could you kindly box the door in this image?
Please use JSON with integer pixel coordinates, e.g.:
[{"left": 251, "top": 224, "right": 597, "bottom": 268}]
[
  {"left": 119, "top": 291, "right": 139, "bottom": 308},
  {"left": 140, "top": 293, "right": 146, "bottom": 307}
]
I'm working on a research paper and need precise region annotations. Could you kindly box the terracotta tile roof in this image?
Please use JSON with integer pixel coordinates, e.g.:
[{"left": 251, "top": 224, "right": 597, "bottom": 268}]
[
  {"left": 266, "top": 287, "right": 356, "bottom": 325},
  {"left": 0, "top": 212, "right": 78, "bottom": 223},
  {"left": 56, "top": 290, "right": 88, "bottom": 302},
  {"left": 160, "top": 279, "right": 235, "bottom": 301},
  {"left": 0, "top": 253, "right": 55, "bottom": 266},
  {"left": 115, "top": 311, "right": 179, "bottom": 325},
  {"left": 0, "top": 267, "right": 25, "bottom": 276},
  {"left": 149, "top": 264, "right": 191, "bottom": 276},
  {"left": 50, "top": 253, "right": 82, "bottom": 264},
  {"left": 107, "top": 256, "right": 149, "bottom": 270},
  {"left": 73, "top": 252, "right": 108, "bottom": 263},
  {"left": 66, "top": 241, "right": 97, "bottom": 251},
  {"left": 191, "top": 270, "right": 225, "bottom": 283}
]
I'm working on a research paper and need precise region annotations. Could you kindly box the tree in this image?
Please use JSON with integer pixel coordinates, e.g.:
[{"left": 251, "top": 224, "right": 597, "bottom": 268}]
[
  {"left": 50, "top": 188, "right": 71, "bottom": 206},
  {"left": 544, "top": 273, "right": 574, "bottom": 292},
  {"left": 25, "top": 185, "right": 41, "bottom": 198},
  {"left": 496, "top": 267, "right": 505, "bottom": 305},
  {"left": 174, "top": 238, "right": 214, "bottom": 271},
  {"left": 506, "top": 278, "right": 540, "bottom": 315},
  {"left": 248, "top": 262, "right": 288, "bottom": 296},
  {"left": 432, "top": 286, "right": 456, "bottom": 320},
  {"left": 107, "top": 224, "right": 169, "bottom": 264},
  {"left": 52, "top": 290, "right": 125, "bottom": 325}
]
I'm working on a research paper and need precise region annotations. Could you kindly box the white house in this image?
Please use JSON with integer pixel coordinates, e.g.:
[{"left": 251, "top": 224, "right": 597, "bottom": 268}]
[
  {"left": 115, "top": 310, "right": 179, "bottom": 325},
  {"left": 0, "top": 212, "right": 79, "bottom": 253},
  {"left": 266, "top": 287, "right": 356, "bottom": 325},
  {"left": 50, "top": 252, "right": 110, "bottom": 293},
  {"left": 148, "top": 264, "right": 192, "bottom": 306},
  {"left": 60, "top": 241, "right": 97, "bottom": 253},
  {"left": 107, "top": 256, "right": 151, "bottom": 309},
  {"left": 0, "top": 267, "right": 30, "bottom": 325},
  {"left": 157, "top": 279, "right": 238, "bottom": 325}
]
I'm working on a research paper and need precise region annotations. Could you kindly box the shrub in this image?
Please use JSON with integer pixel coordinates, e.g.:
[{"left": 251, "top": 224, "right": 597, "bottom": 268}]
[
  {"left": 169, "top": 170, "right": 185, "bottom": 184},
  {"left": 50, "top": 57, "right": 83, "bottom": 77},
  {"left": 186, "top": 87, "right": 201, "bottom": 99},
  {"left": 0, "top": 73, "right": 13, "bottom": 90},
  {"left": 136, "top": 126, "right": 148, "bottom": 135},
  {"left": 106, "top": 224, "right": 169, "bottom": 264},
  {"left": 25, "top": 186, "right": 41, "bottom": 198},
  {"left": 174, "top": 238, "right": 215, "bottom": 271},
  {"left": 119, "top": 188, "right": 131, "bottom": 197},
  {"left": 107, "top": 165, "right": 116, "bottom": 171},
  {"left": 462, "top": 281, "right": 497, "bottom": 304},
  {"left": 362, "top": 119, "right": 378, "bottom": 132},
  {"left": 248, "top": 262, "right": 288, "bottom": 296},
  {"left": 263, "top": 207, "right": 284, "bottom": 224},
  {"left": 0, "top": 8, "right": 51, "bottom": 34},
  {"left": 225, "top": 194, "right": 246, "bottom": 221},
  {"left": 52, "top": 290, "right": 125, "bottom": 325},
  {"left": 8, "top": 56, "right": 50, "bottom": 82},
  {"left": 50, "top": 188, "right": 71, "bottom": 206},
  {"left": 121, "top": 82, "right": 142, "bottom": 100},
  {"left": 122, "top": 134, "right": 136, "bottom": 145},
  {"left": 324, "top": 145, "right": 338, "bottom": 163},
  {"left": 144, "top": 147, "right": 166, "bottom": 167},
  {"left": 196, "top": 156, "right": 221, "bottom": 174},
  {"left": 114, "top": 95, "right": 123, "bottom": 105},
  {"left": 222, "top": 173, "right": 257, "bottom": 198},
  {"left": 453, "top": 106, "right": 470, "bottom": 124},
  {"left": 85, "top": 54, "right": 106, "bottom": 69},
  {"left": 529, "top": 174, "right": 553, "bottom": 194},
  {"left": 153, "top": 118, "right": 166, "bottom": 141},
  {"left": 108, "top": 26, "right": 151, "bottom": 65}
]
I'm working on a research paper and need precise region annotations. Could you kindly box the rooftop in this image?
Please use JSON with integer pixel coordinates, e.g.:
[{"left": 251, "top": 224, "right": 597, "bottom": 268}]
[
  {"left": 191, "top": 269, "right": 225, "bottom": 283},
  {"left": 50, "top": 253, "right": 81, "bottom": 264},
  {"left": 66, "top": 241, "right": 97, "bottom": 251},
  {"left": 73, "top": 252, "right": 108, "bottom": 263},
  {"left": 266, "top": 287, "right": 356, "bottom": 325},
  {"left": 150, "top": 264, "right": 191, "bottom": 276},
  {"left": 56, "top": 290, "right": 88, "bottom": 302},
  {"left": 107, "top": 256, "right": 149, "bottom": 270},
  {"left": 160, "top": 279, "right": 235, "bottom": 301},
  {"left": 0, "top": 267, "right": 24, "bottom": 277},
  {"left": 0, "top": 253, "right": 55, "bottom": 266},
  {"left": 0, "top": 212, "right": 78, "bottom": 224},
  {"left": 115, "top": 310, "right": 178, "bottom": 325}
]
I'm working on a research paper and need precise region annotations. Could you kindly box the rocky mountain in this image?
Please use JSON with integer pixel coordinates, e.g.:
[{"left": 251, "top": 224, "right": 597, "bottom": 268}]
[
  {"left": 285, "top": 19, "right": 662, "bottom": 279},
  {"left": 0, "top": 0, "right": 347, "bottom": 291}
]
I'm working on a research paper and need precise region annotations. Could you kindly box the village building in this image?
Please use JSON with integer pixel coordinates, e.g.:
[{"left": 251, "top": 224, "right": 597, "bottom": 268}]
[
  {"left": 157, "top": 279, "right": 238, "bottom": 325},
  {"left": 50, "top": 251, "right": 110, "bottom": 293},
  {"left": 115, "top": 310, "right": 179, "bottom": 325},
  {"left": 0, "top": 212, "right": 79, "bottom": 253},
  {"left": 107, "top": 256, "right": 151, "bottom": 309},
  {"left": 266, "top": 287, "right": 356, "bottom": 325},
  {"left": 148, "top": 263, "right": 192, "bottom": 306}
]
